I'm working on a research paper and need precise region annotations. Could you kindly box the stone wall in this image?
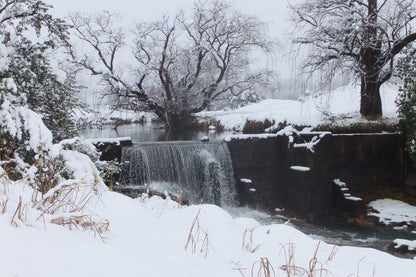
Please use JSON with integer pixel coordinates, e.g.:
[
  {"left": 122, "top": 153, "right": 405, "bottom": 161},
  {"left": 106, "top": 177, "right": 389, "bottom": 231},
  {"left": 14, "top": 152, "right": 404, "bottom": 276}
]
[
  {"left": 93, "top": 133, "right": 406, "bottom": 223},
  {"left": 227, "top": 133, "right": 405, "bottom": 223},
  {"left": 93, "top": 138, "right": 132, "bottom": 162}
]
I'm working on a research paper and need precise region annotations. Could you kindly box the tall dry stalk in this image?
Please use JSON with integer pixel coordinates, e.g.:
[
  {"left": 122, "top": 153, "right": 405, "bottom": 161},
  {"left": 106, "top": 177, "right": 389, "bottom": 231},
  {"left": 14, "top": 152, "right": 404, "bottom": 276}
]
[
  {"left": 251, "top": 257, "right": 276, "bottom": 277},
  {"left": 185, "top": 209, "right": 214, "bottom": 258}
]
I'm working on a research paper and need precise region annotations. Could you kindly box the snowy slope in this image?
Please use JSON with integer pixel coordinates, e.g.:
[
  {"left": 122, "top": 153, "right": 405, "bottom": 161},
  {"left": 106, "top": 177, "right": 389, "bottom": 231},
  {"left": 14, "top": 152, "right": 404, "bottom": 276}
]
[
  {"left": 198, "top": 83, "right": 400, "bottom": 131},
  {"left": 1, "top": 182, "right": 416, "bottom": 276}
]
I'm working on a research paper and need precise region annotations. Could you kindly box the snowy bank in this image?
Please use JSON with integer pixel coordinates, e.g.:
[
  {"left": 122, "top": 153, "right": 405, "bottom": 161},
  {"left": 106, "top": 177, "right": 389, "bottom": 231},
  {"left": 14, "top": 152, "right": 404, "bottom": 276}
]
[
  {"left": 74, "top": 106, "right": 156, "bottom": 126},
  {"left": 197, "top": 83, "right": 400, "bottom": 131},
  {"left": 1, "top": 187, "right": 416, "bottom": 276}
]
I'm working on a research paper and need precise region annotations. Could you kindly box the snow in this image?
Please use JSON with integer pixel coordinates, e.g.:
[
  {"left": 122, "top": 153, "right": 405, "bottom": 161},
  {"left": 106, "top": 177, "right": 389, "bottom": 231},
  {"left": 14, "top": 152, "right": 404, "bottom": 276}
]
[
  {"left": 294, "top": 135, "right": 322, "bottom": 153},
  {"left": 224, "top": 133, "right": 276, "bottom": 142},
  {"left": 333, "top": 179, "right": 362, "bottom": 202},
  {"left": 394, "top": 239, "right": 416, "bottom": 251},
  {"left": 21, "top": 108, "right": 53, "bottom": 151},
  {"left": 1, "top": 107, "right": 416, "bottom": 276},
  {"left": 368, "top": 199, "right": 416, "bottom": 225},
  {"left": 333, "top": 179, "right": 346, "bottom": 187},
  {"left": 198, "top": 83, "right": 400, "bottom": 132},
  {"left": 86, "top": 137, "right": 132, "bottom": 145},
  {"left": 345, "top": 195, "right": 363, "bottom": 201},
  {"left": 290, "top": 166, "right": 311, "bottom": 172},
  {"left": 1, "top": 100, "right": 53, "bottom": 152},
  {"left": 73, "top": 106, "right": 155, "bottom": 126},
  {"left": 1, "top": 185, "right": 416, "bottom": 276}
]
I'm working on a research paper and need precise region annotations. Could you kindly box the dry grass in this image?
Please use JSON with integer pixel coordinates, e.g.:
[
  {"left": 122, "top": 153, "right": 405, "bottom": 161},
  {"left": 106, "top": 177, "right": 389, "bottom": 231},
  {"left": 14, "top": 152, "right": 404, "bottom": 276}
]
[
  {"left": 36, "top": 183, "right": 93, "bottom": 215},
  {"left": 10, "top": 196, "right": 28, "bottom": 227},
  {"left": 0, "top": 168, "right": 8, "bottom": 193},
  {"left": 279, "top": 241, "right": 329, "bottom": 277},
  {"left": 242, "top": 228, "right": 262, "bottom": 253},
  {"left": 0, "top": 168, "right": 9, "bottom": 214},
  {"left": 185, "top": 209, "right": 214, "bottom": 258},
  {"left": 34, "top": 149, "right": 60, "bottom": 196},
  {"left": 326, "top": 245, "right": 338, "bottom": 264},
  {"left": 1, "top": 198, "right": 8, "bottom": 214},
  {"left": 347, "top": 257, "right": 376, "bottom": 277},
  {"left": 34, "top": 176, "right": 109, "bottom": 239},
  {"left": 251, "top": 257, "right": 276, "bottom": 277},
  {"left": 232, "top": 261, "right": 250, "bottom": 277},
  {"left": 51, "top": 215, "right": 109, "bottom": 242}
]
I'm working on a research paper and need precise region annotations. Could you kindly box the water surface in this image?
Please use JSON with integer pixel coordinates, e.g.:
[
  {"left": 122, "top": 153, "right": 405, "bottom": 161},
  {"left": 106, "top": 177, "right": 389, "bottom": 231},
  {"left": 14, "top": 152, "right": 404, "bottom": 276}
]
[{"left": 81, "top": 122, "right": 234, "bottom": 142}]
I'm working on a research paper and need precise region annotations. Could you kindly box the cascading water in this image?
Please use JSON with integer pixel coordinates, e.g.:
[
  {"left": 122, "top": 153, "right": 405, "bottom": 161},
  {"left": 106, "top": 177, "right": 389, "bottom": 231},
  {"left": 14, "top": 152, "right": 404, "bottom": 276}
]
[{"left": 120, "top": 141, "right": 236, "bottom": 206}]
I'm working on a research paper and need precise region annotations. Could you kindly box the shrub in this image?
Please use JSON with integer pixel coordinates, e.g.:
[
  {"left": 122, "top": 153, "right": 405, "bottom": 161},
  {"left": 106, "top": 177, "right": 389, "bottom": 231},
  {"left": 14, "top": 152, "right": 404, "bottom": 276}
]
[
  {"left": 396, "top": 46, "right": 416, "bottom": 160},
  {"left": 314, "top": 121, "right": 400, "bottom": 134},
  {"left": 243, "top": 119, "right": 275, "bottom": 134}
]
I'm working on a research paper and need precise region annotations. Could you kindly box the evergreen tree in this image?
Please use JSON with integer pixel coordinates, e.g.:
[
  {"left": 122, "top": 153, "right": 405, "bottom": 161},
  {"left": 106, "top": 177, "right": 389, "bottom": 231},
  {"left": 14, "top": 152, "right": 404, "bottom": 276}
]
[
  {"left": 8, "top": 38, "right": 82, "bottom": 141},
  {"left": 0, "top": 0, "right": 82, "bottom": 141},
  {"left": 397, "top": 46, "right": 416, "bottom": 159}
]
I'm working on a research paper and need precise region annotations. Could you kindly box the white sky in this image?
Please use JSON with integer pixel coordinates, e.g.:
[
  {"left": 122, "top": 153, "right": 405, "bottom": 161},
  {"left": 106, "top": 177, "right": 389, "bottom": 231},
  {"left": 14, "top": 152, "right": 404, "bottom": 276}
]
[
  {"left": 47, "top": 0, "right": 293, "bottom": 28},
  {"left": 46, "top": 0, "right": 301, "bottom": 101},
  {"left": 47, "top": 0, "right": 297, "bottom": 56}
]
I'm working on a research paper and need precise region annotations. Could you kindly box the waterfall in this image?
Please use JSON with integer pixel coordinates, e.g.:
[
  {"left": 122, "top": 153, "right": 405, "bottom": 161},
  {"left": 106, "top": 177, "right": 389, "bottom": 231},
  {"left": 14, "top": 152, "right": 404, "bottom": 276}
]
[{"left": 120, "top": 141, "right": 236, "bottom": 206}]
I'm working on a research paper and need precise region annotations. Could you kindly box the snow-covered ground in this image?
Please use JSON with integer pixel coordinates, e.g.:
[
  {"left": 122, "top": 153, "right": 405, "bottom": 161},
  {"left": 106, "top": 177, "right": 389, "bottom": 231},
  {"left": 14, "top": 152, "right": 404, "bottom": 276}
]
[
  {"left": 74, "top": 106, "right": 156, "bottom": 125},
  {"left": 369, "top": 199, "right": 416, "bottom": 226},
  {"left": 2, "top": 180, "right": 416, "bottom": 277},
  {"left": 198, "top": 83, "right": 400, "bottom": 131},
  {"left": 369, "top": 199, "right": 416, "bottom": 256}
]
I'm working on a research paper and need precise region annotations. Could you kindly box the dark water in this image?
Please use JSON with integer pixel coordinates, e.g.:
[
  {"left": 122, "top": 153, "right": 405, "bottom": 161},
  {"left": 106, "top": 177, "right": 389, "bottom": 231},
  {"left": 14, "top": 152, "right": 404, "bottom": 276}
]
[
  {"left": 80, "top": 122, "right": 234, "bottom": 143},
  {"left": 271, "top": 216, "right": 416, "bottom": 259}
]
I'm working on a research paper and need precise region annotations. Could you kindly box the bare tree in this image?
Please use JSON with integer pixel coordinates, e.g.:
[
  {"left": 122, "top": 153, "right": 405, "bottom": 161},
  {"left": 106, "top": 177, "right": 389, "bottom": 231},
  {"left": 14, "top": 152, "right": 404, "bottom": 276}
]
[
  {"left": 291, "top": 0, "right": 416, "bottom": 119},
  {"left": 69, "top": 0, "right": 272, "bottom": 130}
]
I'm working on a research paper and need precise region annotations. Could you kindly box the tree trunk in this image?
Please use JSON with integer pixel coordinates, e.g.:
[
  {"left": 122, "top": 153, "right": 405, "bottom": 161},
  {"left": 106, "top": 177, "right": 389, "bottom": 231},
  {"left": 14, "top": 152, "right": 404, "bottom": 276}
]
[
  {"left": 360, "top": 75, "right": 382, "bottom": 119},
  {"left": 165, "top": 111, "right": 197, "bottom": 131},
  {"left": 359, "top": 0, "right": 382, "bottom": 119}
]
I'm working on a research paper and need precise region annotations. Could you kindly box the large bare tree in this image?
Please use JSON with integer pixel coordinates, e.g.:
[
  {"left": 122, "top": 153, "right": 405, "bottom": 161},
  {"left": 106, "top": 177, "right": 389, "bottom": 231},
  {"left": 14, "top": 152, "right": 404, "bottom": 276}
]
[
  {"left": 69, "top": 0, "right": 272, "bottom": 130},
  {"left": 292, "top": 0, "right": 416, "bottom": 119}
]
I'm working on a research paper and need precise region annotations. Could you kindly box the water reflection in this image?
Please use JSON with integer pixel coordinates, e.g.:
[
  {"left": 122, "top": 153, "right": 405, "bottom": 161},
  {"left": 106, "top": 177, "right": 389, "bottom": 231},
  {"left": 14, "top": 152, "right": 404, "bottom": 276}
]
[{"left": 80, "top": 122, "right": 234, "bottom": 142}]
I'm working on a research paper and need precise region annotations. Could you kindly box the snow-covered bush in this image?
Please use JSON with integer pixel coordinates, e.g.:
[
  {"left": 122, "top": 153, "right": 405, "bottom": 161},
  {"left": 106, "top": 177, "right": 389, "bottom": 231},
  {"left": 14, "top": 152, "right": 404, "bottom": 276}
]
[
  {"left": 397, "top": 46, "right": 416, "bottom": 160},
  {"left": 1, "top": 90, "right": 108, "bottom": 232},
  {"left": 0, "top": 32, "right": 108, "bottom": 232}
]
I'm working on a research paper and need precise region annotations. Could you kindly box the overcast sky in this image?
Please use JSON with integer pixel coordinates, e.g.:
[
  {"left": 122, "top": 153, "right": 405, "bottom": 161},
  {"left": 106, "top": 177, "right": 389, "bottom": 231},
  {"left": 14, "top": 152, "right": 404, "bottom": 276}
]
[
  {"left": 48, "top": 0, "right": 299, "bottom": 70},
  {"left": 47, "top": 0, "right": 295, "bottom": 39},
  {"left": 46, "top": 0, "right": 301, "bottom": 100}
]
